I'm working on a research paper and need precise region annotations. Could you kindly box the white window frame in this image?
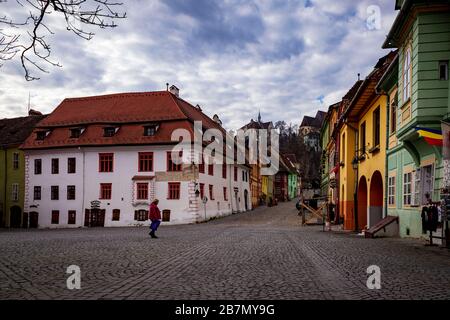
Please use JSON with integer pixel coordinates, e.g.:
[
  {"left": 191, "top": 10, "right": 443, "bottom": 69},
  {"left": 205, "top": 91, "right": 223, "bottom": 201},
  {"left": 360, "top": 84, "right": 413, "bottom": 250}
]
[
  {"left": 403, "top": 172, "right": 412, "bottom": 206},
  {"left": 388, "top": 176, "right": 396, "bottom": 206},
  {"left": 403, "top": 46, "right": 412, "bottom": 103},
  {"left": 11, "top": 183, "right": 19, "bottom": 202},
  {"left": 12, "top": 153, "right": 19, "bottom": 170}
]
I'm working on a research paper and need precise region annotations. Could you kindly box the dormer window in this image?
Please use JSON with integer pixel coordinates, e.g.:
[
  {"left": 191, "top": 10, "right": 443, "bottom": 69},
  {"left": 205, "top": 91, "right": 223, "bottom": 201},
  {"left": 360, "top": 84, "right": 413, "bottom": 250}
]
[
  {"left": 36, "top": 130, "right": 50, "bottom": 141},
  {"left": 104, "top": 127, "right": 118, "bottom": 137},
  {"left": 144, "top": 124, "right": 159, "bottom": 137},
  {"left": 70, "top": 127, "right": 85, "bottom": 139}
]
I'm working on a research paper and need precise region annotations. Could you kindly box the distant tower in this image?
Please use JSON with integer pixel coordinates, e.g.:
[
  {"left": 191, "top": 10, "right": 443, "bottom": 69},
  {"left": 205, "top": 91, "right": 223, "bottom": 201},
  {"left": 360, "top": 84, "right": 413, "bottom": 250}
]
[{"left": 258, "top": 110, "right": 261, "bottom": 123}]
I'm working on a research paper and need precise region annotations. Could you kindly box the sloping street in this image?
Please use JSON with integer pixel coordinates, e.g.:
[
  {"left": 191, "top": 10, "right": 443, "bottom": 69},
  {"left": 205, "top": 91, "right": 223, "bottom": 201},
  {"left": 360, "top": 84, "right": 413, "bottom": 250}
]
[{"left": 0, "top": 201, "right": 449, "bottom": 300}]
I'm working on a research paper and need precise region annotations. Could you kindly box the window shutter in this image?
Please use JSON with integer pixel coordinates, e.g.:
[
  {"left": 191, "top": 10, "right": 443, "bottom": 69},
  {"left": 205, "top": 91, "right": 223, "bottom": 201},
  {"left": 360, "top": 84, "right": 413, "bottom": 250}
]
[{"left": 134, "top": 210, "right": 138, "bottom": 221}]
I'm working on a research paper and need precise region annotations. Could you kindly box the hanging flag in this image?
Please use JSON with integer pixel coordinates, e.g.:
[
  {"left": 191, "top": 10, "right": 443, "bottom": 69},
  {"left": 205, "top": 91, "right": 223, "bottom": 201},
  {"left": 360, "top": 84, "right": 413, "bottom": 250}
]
[{"left": 415, "top": 127, "right": 443, "bottom": 146}]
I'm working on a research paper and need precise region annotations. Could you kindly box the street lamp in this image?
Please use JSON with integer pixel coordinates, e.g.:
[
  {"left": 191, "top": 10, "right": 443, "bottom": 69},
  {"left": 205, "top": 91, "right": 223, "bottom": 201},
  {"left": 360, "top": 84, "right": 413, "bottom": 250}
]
[{"left": 352, "top": 156, "right": 359, "bottom": 233}]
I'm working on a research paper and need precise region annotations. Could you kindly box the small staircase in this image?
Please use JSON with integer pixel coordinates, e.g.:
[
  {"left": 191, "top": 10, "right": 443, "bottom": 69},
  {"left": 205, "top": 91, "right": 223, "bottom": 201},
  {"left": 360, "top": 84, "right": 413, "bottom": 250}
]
[{"left": 365, "top": 216, "right": 399, "bottom": 239}]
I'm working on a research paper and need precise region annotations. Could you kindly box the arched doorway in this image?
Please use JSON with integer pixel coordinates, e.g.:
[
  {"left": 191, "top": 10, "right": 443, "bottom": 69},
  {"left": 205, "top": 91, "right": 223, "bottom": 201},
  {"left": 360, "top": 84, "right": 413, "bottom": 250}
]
[
  {"left": 357, "top": 176, "right": 368, "bottom": 231},
  {"left": 244, "top": 190, "right": 249, "bottom": 211},
  {"left": 10, "top": 206, "right": 22, "bottom": 228},
  {"left": 369, "top": 171, "right": 383, "bottom": 227}
]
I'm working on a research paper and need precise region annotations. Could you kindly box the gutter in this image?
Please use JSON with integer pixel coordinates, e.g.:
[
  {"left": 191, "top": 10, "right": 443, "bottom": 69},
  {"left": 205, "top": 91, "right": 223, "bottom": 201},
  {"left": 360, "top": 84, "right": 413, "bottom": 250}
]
[{"left": 1, "top": 146, "right": 6, "bottom": 228}]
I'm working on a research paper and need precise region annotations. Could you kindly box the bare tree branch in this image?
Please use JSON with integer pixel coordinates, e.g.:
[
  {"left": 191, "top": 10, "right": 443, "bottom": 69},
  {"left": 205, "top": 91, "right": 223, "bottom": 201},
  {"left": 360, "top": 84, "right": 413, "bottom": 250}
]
[{"left": 0, "top": 0, "right": 126, "bottom": 80}]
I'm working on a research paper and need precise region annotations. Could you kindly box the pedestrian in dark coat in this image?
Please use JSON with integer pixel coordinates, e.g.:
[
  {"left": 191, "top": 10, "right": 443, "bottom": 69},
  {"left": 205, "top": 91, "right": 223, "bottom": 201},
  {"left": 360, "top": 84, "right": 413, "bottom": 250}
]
[{"left": 149, "top": 199, "right": 161, "bottom": 239}]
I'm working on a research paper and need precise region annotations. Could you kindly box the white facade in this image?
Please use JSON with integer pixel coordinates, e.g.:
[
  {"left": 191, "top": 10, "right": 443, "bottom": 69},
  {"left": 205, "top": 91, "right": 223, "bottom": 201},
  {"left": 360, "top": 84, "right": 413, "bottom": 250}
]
[{"left": 24, "top": 146, "right": 251, "bottom": 228}]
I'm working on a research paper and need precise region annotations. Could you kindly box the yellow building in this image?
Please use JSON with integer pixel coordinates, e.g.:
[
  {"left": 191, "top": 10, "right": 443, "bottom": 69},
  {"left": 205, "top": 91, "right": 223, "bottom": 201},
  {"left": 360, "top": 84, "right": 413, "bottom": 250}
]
[{"left": 340, "top": 52, "right": 396, "bottom": 231}]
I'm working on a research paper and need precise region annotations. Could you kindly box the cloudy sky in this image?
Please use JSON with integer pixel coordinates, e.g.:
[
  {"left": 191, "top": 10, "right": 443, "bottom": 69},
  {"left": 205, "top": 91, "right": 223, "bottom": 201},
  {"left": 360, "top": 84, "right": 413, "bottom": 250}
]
[{"left": 0, "top": 0, "right": 398, "bottom": 130}]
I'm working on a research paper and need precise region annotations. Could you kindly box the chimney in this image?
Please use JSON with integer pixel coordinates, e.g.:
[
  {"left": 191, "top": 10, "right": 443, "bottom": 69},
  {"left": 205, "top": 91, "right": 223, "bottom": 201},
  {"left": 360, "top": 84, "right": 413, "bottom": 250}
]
[
  {"left": 29, "top": 109, "right": 43, "bottom": 116},
  {"left": 195, "top": 104, "right": 202, "bottom": 111},
  {"left": 169, "top": 85, "right": 180, "bottom": 97}
]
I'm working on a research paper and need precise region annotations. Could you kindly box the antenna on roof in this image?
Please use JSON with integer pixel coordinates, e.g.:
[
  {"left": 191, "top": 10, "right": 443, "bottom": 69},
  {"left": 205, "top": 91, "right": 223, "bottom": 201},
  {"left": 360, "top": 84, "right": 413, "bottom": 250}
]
[{"left": 166, "top": 83, "right": 169, "bottom": 91}]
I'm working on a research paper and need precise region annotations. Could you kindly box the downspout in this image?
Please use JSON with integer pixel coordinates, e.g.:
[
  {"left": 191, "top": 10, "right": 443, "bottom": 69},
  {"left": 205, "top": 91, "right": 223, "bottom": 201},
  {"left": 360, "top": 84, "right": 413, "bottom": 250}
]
[
  {"left": 81, "top": 147, "right": 86, "bottom": 227},
  {"left": 381, "top": 92, "right": 390, "bottom": 219}
]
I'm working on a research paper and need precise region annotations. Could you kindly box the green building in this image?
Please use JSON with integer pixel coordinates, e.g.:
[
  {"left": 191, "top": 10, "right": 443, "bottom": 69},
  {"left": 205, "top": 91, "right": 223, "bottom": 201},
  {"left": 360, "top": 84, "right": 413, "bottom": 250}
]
[
  {"left": 0, "top": 113, "right": 46, "bottom": 228},
  {"left": 379, "top": 0, "right": 450, "bottom": 237}
]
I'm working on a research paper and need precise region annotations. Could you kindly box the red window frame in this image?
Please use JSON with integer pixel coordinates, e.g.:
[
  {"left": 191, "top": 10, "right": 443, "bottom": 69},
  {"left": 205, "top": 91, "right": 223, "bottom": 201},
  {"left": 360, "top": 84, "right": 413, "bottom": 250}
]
[
  {"left": 99, "top": 153, "right": 114, "bottom": 173},
  {"left": 209, "top": 185, "right": 214, "bottom": 200},
  {"left": 234, "top": 167, "right": 238, "bottom": 181},
  {"left": 168, "top": 182, "right": 181, "bottom": 200},
  {"left": 68, "top": 158, "right": 76, "bottom": 174},
  {"left": 222, "top": 164, "right": 227, "bottom": 179},
  {"left": 223, "top": 187, "right": 228, "bottom": 201},
  {"left": 139, "top": 152, "right": 154, "bottom": 172},
  {"left": 208, "top": 164, "right": 214, "bottom": 176},
  {"left": 51, "top": 210, "right": 59, "bottom": 224},
  {"left": 199, "top": 155, "right": 205, "bottom": 173},
  {"left": 100, "top": 183, "right": 112, "bottom": 200},
  {"left": 137, "top": 183, "right": 149, "bottom": 200},
  {"left": 200, "top": 183, "right": 205, "bottom": 199},
  {"left": 68, "top": 210, "right": 76, "bottom": 225},
  {"left": 167, "top": 151, "right": 182, "bottom": 172}
]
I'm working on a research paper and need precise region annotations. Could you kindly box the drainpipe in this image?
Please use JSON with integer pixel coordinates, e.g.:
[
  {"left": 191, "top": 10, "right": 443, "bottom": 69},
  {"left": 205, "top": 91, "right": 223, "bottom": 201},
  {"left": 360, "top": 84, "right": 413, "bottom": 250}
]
[{"left": 384, "top": 93, "right": 390, "bottom": 219}]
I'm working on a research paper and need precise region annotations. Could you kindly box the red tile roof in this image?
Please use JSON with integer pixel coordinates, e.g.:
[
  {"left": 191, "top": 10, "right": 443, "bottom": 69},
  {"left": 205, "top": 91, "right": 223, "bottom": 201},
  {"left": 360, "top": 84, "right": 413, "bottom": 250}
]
[{"left": 22, "top": 91, "right": 224, "bottom": 150}]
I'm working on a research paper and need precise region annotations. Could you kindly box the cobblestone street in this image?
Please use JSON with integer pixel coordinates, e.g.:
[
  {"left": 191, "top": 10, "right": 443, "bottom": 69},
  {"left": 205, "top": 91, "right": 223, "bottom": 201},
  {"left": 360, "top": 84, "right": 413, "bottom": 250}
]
[{"left": 0, "top": 201, "right": 449, "bottom": 300}]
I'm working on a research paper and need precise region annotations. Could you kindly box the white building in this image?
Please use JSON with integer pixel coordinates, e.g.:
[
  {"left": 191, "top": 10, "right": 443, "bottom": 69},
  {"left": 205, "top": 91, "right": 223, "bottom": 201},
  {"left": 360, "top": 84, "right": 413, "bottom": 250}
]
[{"left": 22, "top": 89, "right": 251, "bottom": 228}]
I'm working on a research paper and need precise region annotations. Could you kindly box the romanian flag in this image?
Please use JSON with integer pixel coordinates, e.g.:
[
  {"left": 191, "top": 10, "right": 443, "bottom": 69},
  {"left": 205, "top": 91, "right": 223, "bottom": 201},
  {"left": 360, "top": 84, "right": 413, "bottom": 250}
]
[{"left": 415, "top": 127, "right": 443, "bottom": 146}]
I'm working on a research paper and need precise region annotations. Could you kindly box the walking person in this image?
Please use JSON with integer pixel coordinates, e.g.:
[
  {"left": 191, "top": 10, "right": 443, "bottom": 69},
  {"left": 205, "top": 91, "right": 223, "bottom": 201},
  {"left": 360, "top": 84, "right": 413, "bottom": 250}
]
[{"left": 149, "top": 199, "right": 161, "bottom": 239}]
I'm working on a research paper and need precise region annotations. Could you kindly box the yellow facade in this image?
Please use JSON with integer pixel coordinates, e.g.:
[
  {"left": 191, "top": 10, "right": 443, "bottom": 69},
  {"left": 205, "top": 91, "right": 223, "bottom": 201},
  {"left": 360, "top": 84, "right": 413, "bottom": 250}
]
[{"left": 339, "top": 122, "right": 357, "bottom": 231}]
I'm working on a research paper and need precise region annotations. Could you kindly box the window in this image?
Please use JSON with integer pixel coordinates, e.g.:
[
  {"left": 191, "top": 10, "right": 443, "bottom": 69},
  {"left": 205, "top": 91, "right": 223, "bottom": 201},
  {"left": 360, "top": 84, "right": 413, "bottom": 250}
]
[
  {"left": 100, "top": 183, "right": 112, "bottom": 200},
  {"left": 36, "top": 131, "right": 47, "bottom": 140},
  {"left": 67, "top": 185, "right": 76, "bottom": 200},
  {"left": 137, "top": 183, "right": 149, "bottom": 200},
  {"left": 135, "top": 210, "right": 148, "bottom": 221},
  {"left": 11, "top": 183, "right": 19, "bottom": 202},
  {"left": 223, "top": 187, "right": 228, "bottom": 201},
  {"left": 222, "top": 164, "right": 227, "bottom": 179},
  {"left": 403, "top": 172, "right": 412, "bottom": 205},
  {"left": 200, "top": 183, "right": 205, "bottom": 199},
  {"left": 208, "top": 164, "right": 214, "bottom": 176},
  {"left": 199, "top": 154, "right": 205, "bottom": 174},
  {"left": 99, "top": 153, "right": 114, "bottom": 172},
  {"left": 33, "top": 186, "right": 41, "bottom": 200},
  {"left": 242, "top": 171, "right": 245, "bottom": 181},
  {"left": 70, "top": 128, "right": 82, "bottom": 138},
  {"left": 51, "top": 210, "right": 59, "bottom": 224},
  {"left": 144, "top": 125, "right": 157, "bottom": 137},
  {"left": 388, "top": 176, "right": 396, "bottom": 206},
  {"left": 341, "top": 134, "right": 345, "bottom": 163},
  {"left": 413, "top": 169, "right": 421, "bottom": 206},
  {"left": 209, "top": 185, "right": 215, "bottom": 200},
  {"left": 51, "top": 158, "right": 59, "bottom": 174},
  {"left": 51, "top": 186, "right": 59, "bottom": 200},
  {"left": 439, "top": 61, "right": 448, "bottom": 81},
  {"left": 167, "top": 151, "right": 182, "bottom": 172},
  {"left": 68, "top": 158, "right": 76, "bottom": 174},
  {"left": 403, "top": 46, "right": 412, "bottom": 103},
  {"left": 34, "top": 159, "right": 42, "bottom": 175},
  {"left": 104, "top": 127, "right": 117, "bottom": 137},
  {"left": 168, "top": 182, "right": 181, "bottom": 199},
  {"left": 360, "top": 122, "right": 366, "bottom": 155},
  {"left": 373, "top": 107, "right": 380, "bottom": 147},
  {"left": 112, "top": 209, "right": 120, "bottom": 221},
  {"left": 234, "top": 167, "right": 238, "bottom": 181},
  {"left": 139, "top": 152, "right": 153, "bottom": 172},
  {"left": 13, "top": 153, "right": 19, "bottom": 170},
  {"left": 390, "top": 94, "right": 397, "bottom": 134},
  {"left": 68, "top": 211, "right": 76, "bottom": 225}
]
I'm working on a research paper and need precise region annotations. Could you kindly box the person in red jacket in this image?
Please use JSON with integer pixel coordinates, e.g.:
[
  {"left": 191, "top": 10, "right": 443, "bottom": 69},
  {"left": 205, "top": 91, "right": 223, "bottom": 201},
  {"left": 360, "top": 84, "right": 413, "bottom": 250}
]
[{"left": 149, "top": 199, "right": 161, "bottom": 238}]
